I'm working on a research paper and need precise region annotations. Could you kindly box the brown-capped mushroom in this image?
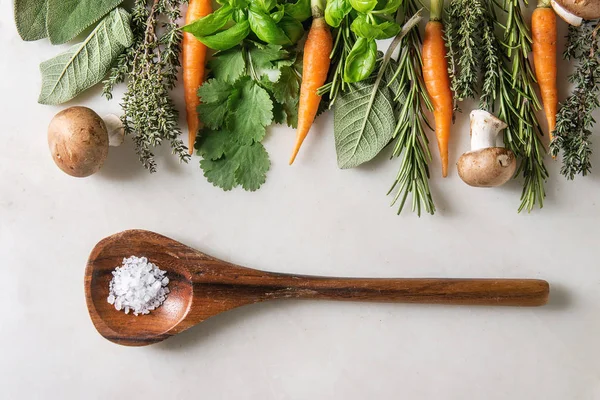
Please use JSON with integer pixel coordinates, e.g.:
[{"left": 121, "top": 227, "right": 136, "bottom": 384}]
[
  {"left": 457, "top": 110, "right": 517, "bottom": 188},
  {"left": 551, "top": 0, "right": 600, "bottom": 26},
  {"left": 48, "top": 107, "right": 124, "bottom": 177}
]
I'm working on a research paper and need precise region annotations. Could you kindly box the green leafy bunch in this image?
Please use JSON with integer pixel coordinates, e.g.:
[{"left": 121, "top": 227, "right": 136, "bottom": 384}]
[
  {"left": 324, "top": 0, "right": 404, "bottom": 83},
  {"left": 551, "top": 21, "right": 600, "bottom": 179},
  {"left": 183, "top": 0, "right": 309, "bottom": 51},
  {"left": 196, "top": 41, "right": 302, "bottom": 191},
  {"left": 103, "top": 0, "right": 190, "bottom": 172},
  {"left": 14, "top": 0, "right": 132, "bottom": 105}
]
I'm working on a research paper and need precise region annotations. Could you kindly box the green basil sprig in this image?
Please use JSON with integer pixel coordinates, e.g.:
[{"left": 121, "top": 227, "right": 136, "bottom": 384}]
[
  {"left": 343, "top": 37, "right": 377, "bottom": 82},
  {"left": 323, "top": 0, "right": 404, "bottom": 83},
  {"left": 183, "top": 0, "right": 308, "bottom": 49}
]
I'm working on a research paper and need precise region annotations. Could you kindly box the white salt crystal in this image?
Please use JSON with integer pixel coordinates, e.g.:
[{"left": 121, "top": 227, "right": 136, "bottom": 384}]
[{"left": 106, "top": 255, "right": 170, "bottom": 316}]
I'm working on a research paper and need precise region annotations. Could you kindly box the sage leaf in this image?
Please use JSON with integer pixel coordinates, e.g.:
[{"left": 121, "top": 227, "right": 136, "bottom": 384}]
[
  {"left": 46, "top": 0, "right": 124, "bottom": 44},
  {"left": 334, "top": 79, "right": 395, "bottom": 169},
  {"left": 14, "top": 0, "right": 48, "bottom": 41},
  {"left": 38, "top": 8, "right": 133, "bottom": 105}
]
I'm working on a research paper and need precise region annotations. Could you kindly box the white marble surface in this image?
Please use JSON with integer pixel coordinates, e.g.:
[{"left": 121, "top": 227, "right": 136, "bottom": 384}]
[{"left": 1, "top": 2, "right": 600, "bottom": 399}]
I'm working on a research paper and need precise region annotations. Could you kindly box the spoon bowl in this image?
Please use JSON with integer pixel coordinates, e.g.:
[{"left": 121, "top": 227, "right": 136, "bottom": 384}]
[{"left": 85, "top": 230, "right": 550, "bottom": 346}]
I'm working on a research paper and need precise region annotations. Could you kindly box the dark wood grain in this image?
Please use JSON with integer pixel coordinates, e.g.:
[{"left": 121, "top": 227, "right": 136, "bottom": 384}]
[{"left": 85, "top": 230, "right": 550, "bottom": 346}]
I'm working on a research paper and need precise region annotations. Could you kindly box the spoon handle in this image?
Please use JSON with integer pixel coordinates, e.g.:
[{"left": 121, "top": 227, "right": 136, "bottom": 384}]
[{"left": 252, "top": 275, "right": 549, "bottom": 306}]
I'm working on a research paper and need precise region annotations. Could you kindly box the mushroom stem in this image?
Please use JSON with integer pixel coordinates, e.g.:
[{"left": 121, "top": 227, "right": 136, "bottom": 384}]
[
  {"left": 103, "top": 114, "right": 125, "bottom": 147},
  {"left": 551, "top": 0, "right": 583, "bottom": 26},
  {"left": 469, "top": 110, "right": 507, "bottom": 151}
]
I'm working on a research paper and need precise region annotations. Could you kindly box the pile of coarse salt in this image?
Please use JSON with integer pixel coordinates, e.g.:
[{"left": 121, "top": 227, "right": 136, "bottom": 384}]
[{"left": 107, "top": 256, "right": 170, "bottom": 316}]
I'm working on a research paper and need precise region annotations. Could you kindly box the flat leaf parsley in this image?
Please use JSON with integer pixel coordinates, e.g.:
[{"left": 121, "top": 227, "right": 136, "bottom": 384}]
[{"left": 196, "top": 40, "right": 302, "bottom": 191}]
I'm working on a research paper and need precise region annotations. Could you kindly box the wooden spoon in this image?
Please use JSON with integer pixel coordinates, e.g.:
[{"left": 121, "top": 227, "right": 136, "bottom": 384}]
[{"left": 85, "top": 230, "right": 550, "bottom": 346}]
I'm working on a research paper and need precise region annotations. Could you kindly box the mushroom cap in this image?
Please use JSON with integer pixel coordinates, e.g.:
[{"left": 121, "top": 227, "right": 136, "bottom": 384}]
[
  {"left": 457, "top": 147, "right": 517, "bottom": 188},
  {"left": 48, "top": 106, "right": 108, "bottom": 178},
  {"left": 554, "top": 0, "right": 600, "bottom": 20}
]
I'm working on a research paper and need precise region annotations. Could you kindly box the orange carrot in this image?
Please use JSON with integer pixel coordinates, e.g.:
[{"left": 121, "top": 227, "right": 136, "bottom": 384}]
[
  {"left": 183, "top": 0, "right": 212, "bottom": 154},
  {"left": 422, "top": 0, "right": 453, "bottom": 178},
  {"left": 532, "top": 1, "right": 558, "bottom": 140},
  {"left": 289, "top": 6, "right": 333, "bottom": 165}
]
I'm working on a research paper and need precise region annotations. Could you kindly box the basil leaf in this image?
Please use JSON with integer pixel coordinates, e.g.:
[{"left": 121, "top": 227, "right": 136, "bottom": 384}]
[
  {"left": 271, "top": 5, "right": 285, "bottom": 23},
  {"left": 38, "top": 8, "right": 133, "bottom": 104},
  {"left": 377, "top": 0, "right": 402, "bottom": 14},
  {"left": 198, "top": 20, "right": 250, "bottom": 50},
  {"left": 343, "top": 37, "right": 377, "bottom": 82},
  {"left": 14, "top": 0, "right": 47, "bottom": 41},
  {"left": 255, "top": 0, "right": 277, "bottom": 12},
  {"left": 334, "top": 78, "right": 396, "bottom": 168},
  {"left": 349, "top": 0, "right": 377, "bottom": 13},
  {"left": 325, "top": 0, "right": 352, "bottom": 28},
  {"left": 284, "top": 0, "right": 311, "bottom": 21},
  {"left": 46, "top": 0, "right": 124, "bottom": 44},
  {"left": 248, "top": 8, "right": 291, "bottom": 45},
  {"left": 183, "top": 5, "right": 234, "bottom": 37},
  {"left": 279, "top": 16, "right": 304, "bottom": 44},
  {"left": 351, "top": 14, "right": 401, "bottom": 39}
]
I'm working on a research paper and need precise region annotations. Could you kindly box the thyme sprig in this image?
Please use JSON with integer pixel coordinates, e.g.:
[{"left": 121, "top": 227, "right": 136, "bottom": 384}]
[
  {"left": 445, "top": 0, "right": 485, "bottom": 104},
  {"left": 103, "top": 0, "right": 189, "bottom": 172},
  {"left": 550, "top": 21, "right": 600, "bottom": 179}
]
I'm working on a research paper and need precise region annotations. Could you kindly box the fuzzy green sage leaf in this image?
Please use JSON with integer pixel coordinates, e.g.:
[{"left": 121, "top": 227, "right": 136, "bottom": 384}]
[
  {"left": 14, "top": 0, "right": 47, "bottom": 41},
  {"left": 46, "top": 0, "right": 124, "bottom": 44},
  {"left": 39, "top": 8, "right": 133, "bottom": 105}
]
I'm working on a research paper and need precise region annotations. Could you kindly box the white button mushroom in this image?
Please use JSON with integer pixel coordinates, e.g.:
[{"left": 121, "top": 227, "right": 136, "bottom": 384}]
[
  {"left": 457, "top": 110, "right": 517, "bottom": 188},
  {"left": 47, "top": 107, "right": 124, "bottom": 177},
  {"left": 551, "top": 0, "right": 600, "bottom": 26}
]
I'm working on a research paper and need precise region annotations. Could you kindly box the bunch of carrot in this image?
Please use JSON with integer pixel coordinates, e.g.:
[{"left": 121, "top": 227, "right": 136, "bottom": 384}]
[{"left": 183, "top": 0, "right": 559, "bottom": 172}]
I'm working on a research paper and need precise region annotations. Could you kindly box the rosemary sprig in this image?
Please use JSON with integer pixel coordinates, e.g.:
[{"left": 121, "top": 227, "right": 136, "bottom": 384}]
[
  {"left": 500, "top": 0, "right": 548, "bottom": 212},
  {"left": 103, "top": 0, "right": 189, "bottom": 172},
  {"left": 387, "top": 0, "right": 435, "bottom": 216},
  {"left": 550, "top": 21, "right": 600, "bottom": 179}
]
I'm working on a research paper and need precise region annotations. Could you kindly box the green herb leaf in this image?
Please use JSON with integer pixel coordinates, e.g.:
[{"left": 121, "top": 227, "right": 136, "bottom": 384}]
[
  {"left": 278, "top": 16, "right": 305, "bottom": 44},
  {"left": 39, "top": 8, "right": 133, "bottom": 105},
  {"left": 198, "top": 79, "right": 237, "bottom": 128},
  {"left": 284, "top": 0, "right": 311, "bottom": 21},
  {"left": 196, "top": 129, "right": 236, "bottom": 160},
  {"left": 199, "top": 132, "right": 271, "bottom": 191},
  {"left": 343, "top": 37, "right": 377, "bottom": 82},
  {"left": 233, "top": 142, "right": 271, "bottom": 191},
  {"left": 183, "top": 5, "right": 234, "bottom": 37},
  {"left": 271, "top": 4, "right": 286, "bottom": 22},
  {"left": 256, "top": 0, "right": 278, "bottom": 12},
  {"left": 201, "top": 157, "right": 240, "bottom": 191},
  {"left": 334, "top": 78, "right": 396, "bottom": 168},
  {"left": 208, "top": 47, "right": 247, "bottom": 83},
  {"left": 247, "top": 42, "right": 288, "bottom": 80},
  {"left": 325, "top": 0, "right": 352, "bottom": 27},
  {"left": 198, "top": 19, "right": 250, "bottom": 50},
  {"left": 377, "top": 0, "right": 402, "bottom": 14},
  {"left": 46, "top": 0, "right": 124, "bottom": 44},
  {"left": 227, "top": 78, "right": 274, "bottom": 143},
  {"left": 248, "top": 8, "right": 291, "bottom": 45},
  {"left": 351, "top": 14, "right": 400, "bottom": 39},
  {"left": 14, "top": 0, "right": 47, "bottom": 41},
  {"left": 349, "top": 0, "right": 377, "bottom": 13}
]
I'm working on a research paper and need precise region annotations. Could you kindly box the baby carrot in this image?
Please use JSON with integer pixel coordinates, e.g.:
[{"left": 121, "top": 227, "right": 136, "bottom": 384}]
[
  {"left": 183, "top": 0, "right": 212, "bottom": 154},
  {"left": 289, "top": 0, "right": 333, "bottom": 165},
  {"left": 422, "top": 0, "right": 453, "bottom": 177},
  {"left": 532, "top": 0, "right": 558, "bottom": 139}
]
